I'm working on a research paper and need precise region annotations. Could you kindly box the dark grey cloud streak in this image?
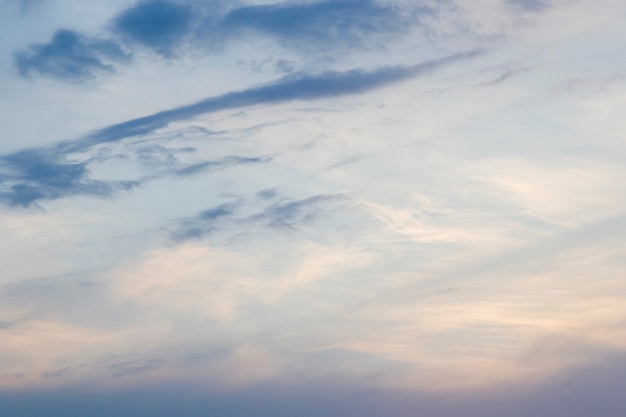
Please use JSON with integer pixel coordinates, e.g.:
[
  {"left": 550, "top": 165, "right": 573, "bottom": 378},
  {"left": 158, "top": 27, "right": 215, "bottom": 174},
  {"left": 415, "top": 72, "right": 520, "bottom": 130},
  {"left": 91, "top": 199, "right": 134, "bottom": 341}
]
[{"left": 0, "top": 51, "right": 480, "bottom": 207}]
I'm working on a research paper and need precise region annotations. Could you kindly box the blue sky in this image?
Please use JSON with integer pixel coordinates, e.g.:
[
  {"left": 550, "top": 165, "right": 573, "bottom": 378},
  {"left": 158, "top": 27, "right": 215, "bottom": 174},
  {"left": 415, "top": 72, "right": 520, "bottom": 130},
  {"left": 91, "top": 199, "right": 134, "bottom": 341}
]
[{"left": 2, "top": 0, "right": 626, "bottom": 415}]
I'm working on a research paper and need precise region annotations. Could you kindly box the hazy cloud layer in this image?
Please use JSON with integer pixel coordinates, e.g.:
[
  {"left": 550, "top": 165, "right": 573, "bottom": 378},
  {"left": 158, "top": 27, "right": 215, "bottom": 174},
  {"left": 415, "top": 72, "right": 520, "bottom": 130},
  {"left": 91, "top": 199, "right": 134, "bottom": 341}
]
[
  {"left": 3, "top": 353, "right": 626, "bottom": 417},
  {"left": 2, "top": 0, "right": 626, "bottom": 416}
]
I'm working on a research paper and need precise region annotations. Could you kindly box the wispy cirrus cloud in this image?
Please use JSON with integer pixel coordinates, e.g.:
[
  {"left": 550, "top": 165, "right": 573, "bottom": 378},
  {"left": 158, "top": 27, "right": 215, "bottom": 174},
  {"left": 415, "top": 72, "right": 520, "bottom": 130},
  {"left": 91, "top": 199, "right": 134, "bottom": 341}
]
[
  {"left": 76, "top": 51, "right": 480, "bottom": 149},
  {"left": 170, "top": 193, "right": 350, "bottom": 241},
  {"left": 175, "top": 155, "right": 272, "bottom": 177},
  {"left": 0, "top": 52, "right": 478, "bottom": 207}
]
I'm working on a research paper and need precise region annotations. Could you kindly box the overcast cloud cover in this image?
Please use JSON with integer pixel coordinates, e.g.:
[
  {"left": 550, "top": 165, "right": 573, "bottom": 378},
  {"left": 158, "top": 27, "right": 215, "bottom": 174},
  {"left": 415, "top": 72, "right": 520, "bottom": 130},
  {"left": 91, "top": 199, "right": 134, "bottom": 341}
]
[{"left": 2, "top": 0, "right": 626, "bottom": 415}]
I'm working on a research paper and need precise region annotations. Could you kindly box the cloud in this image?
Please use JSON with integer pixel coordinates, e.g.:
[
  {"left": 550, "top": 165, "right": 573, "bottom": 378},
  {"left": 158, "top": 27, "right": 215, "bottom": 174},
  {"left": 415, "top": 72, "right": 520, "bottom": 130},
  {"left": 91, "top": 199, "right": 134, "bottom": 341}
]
[
  {"left": 42, "top": 367, "right": 73, "bottom": 379},
  {"left": 198, "top": 202, "right": 239, "bottom": 220},
  {"left": 170, "top": 201, "right": 242, "bottom": 240},
  {"left": 476, "top": 67, "right": 532, "bottom": 87},
  {"left": 110, "top": 0, "right": 422, "bottom": 57},
  {"left": 106, "top": 359, "right": 163, "bottom": 378},
  {"left": 111, "top": 0, "right": 195, "bottom": 57},
  {"left": 14, "top": 30, "right": 130, "bottom": 83},
  {"left": 13, "top": 1, "right": 433, "bottom": 83},
  {"left": 1, "top": 52, "right": 478, "bottom": 207},
  {"left": 256, "top": 188, "right": 277, "bottom": 200},
  {"left": 507, "top": 0, "right": 550, "bottom": 12},
  {"left": 175, "top": 155, "right": 272, "bottom": 177},
  {"left": 0, "top": 147, "right": 271, "bottom": 207},
  {"left": 2, "top": 352, "right": 626, "bottom": 417},
  {"left": 255, "top": 194, "right": 350, "bottom": 230},
  {"left": 0, "top": 320, "right": 16, "bottom": 329},
  {"left": 169, "top": 204, "right": 234, "bottom": 241},
  {"left": 39, "top": 358, "right": 162, "bottom": 380},
  {"left": 171, "top": 194, "right": 351, "bottom": 240},
  {"left": 0, "top": 150, "right": 132, "bottom": 207},
  {"left": 212, "top": 0, "right": 423, "bottom": 52},
  {"left": 75, "top": 51, "right": 480, "bottom": 151},
  {"left": 17, "top": 0, "right": 44, "bottom": 13}
]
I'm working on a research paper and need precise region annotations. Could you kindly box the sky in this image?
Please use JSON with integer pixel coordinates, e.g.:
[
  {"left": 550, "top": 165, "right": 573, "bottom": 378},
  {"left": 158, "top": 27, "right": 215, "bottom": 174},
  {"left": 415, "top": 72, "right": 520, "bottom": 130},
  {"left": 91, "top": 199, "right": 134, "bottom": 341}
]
[{"left": 1, "top": 0, "right": 626, "bottom": 415}]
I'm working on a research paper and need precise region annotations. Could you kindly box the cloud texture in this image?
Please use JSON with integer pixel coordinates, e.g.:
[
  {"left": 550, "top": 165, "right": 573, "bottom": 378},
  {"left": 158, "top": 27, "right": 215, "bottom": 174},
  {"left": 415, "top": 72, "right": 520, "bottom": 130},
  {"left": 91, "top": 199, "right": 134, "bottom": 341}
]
[{"left": 2, "top": 0, "right": 626, "bottom": 416}]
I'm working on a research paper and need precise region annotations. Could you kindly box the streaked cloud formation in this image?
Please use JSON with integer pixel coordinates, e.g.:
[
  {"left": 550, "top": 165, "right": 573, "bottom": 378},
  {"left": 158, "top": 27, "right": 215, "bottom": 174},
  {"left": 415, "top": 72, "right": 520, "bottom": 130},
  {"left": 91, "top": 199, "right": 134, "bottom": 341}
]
[
  {"left": 13, "top": 0, "right": 425, "bottom": 82},
  {"left": 1, "top": 51, "right": 477, "bottom": 207},
  {"left": 1, "top": 0, "right": 626, "bottom": 415}
]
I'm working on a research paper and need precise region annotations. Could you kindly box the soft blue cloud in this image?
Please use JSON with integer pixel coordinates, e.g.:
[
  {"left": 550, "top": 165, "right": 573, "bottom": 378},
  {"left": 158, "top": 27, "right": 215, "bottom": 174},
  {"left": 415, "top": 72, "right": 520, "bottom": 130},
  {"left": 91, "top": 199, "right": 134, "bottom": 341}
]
[
  {"left": 0, "top": 146, "right": 270, "bottom": 207},
  {"left": 12, "top": 0, "right": 428, "bottom": 83},
  {"left": 18, "top": 0, "right": 44, "bottom": 13},
  {"left": 212, "top": 0, "right": 422, "bottom": 51},
  {"left": 0, "top": 150, "right": 126, "bottom": 207},
  {"left": 255, "top": 194, "right": 349, "bottom": 229},
  {"left": 175, "top": 155, "right": 272, "bottom": 177},
  {"left": 256, "top": 188, "right": 277, "bottom": 200},
  {"left": 111, "top": 0, "right": 195, "bottom": 57},
  {"left": 0, "top": 52, "right": 477, "bottom": 207},
  {"left": 110, "top": 0, "right": 422, "bottom": 55},
  {"left": 171, "top": 193, "right": 349, "bottom": 241},
  {"left": 14, "top": 30, "right": 130, "bottom": 82},
  {"left": 170, "top": 200, "right": 242, "bottom": 240},
  {"left": 198, "top": 201, "right": 240, "bottom": 220},
  {"left": 76, "top": 52, "right": 479, "bottom": 150}
]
